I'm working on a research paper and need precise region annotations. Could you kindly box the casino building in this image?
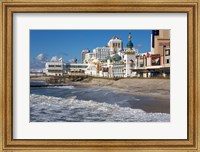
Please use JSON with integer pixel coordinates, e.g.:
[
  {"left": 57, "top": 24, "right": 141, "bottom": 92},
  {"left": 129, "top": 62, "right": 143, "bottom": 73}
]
[
  {"left": 134, "top": 30, "right": 170, "bottom": 78},
  {"left": 45, "top": 30, "right": 170, "bottom": 78}
]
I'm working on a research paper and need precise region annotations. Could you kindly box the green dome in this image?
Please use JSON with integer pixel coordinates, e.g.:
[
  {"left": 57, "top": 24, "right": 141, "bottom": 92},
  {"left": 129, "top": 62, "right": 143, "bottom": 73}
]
[
  {"left": 111, "top": 54, "right": 121, "bottom": 61},
  {"left": 106, "top": 56, "right": 111, "bottom": 60}
]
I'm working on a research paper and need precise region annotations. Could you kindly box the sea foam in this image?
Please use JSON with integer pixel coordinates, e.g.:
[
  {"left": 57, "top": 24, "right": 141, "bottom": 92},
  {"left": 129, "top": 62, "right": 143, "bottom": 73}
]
[
  {"left": 30, "top": 94, "right": 170, "bottom": 122},
  {"left": 47, "top": 85, "right": 75, "bottom": 89}
]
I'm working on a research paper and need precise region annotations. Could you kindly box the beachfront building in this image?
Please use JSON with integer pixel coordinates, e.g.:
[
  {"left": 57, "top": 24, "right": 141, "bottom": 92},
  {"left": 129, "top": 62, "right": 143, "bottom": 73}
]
[
  {"left": 45, "top": 59, "right": 89, "bottom": 76},
  {"left": 84, "top": 52, "right": 95, "bottom": 63},
  {"left": 99, "top": 54, "right": 124, "bottom": 78},
  {"left": 45, "top": 60, "right": 65, "bottom": 76},
  {"left": 109, "top": 62, "right": 124, "bottom": 78},
  {"left": 123, "top": 33, "right": 137, "bottom": 77},
  {"left": 134, "top": 30, "right": 170, "bottom": 78},
  {"left": 44, "top": 33, "right": 139, "bottom": 78},
  {"left": 30, "top": 68, "right": 45, "bottom": 77},
  {"left": 66, "top": 63, "right": 88, "bottom": 76},
  {"left": 44, "top": 31, "right": 170, "bottom": 78},
  {"left": 99, "top": 63, "right": 109, "bottom": 77},
  {"left": 85, "top": 59, "right": 101, "bottom": 77},
  {"left": 81, "top": 49, "right": 90, "bottom": 63},
  {"left": 30, "top": 71, "right": 45, "bottom": 77},
  {"left": 107, "top": 36, "right": 123, "bottom": 53},
  {"left": 93, "top": 47, "right": 110, "bottom": 61},
  {"left": 90, "top": 36, "right": 123, "bottom": 62}
]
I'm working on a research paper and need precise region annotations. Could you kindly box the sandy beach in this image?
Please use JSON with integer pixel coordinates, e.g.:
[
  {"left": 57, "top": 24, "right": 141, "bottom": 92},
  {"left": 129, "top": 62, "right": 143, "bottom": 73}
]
[
  {"left": 67, "top": 78, "right": 170, "bottom": 113},
  {"left": 31, "top": 77, "right": 170, "bottom": 113},
  {"left": 67, "top": 78, "right": 170, "bottom": 97}
]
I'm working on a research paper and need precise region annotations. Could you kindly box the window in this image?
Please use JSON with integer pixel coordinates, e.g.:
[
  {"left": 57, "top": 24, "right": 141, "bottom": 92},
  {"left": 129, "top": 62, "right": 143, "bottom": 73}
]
[
  {"left": 166, "top": 59, "right": 170, "bottom": 64},
  {"left": 165, "top": 49, "right": 170, "bottom": 56},
  {"left": 56, "top": 65, "right": 61, "bottom": 67},
  {"left": 48, "top": 65, "right": 54, "bottom": 67}
]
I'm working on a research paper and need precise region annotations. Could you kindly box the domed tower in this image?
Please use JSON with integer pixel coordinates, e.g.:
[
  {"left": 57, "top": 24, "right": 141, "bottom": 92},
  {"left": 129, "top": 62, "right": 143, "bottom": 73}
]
[
  {"left": 126, "top": 33, "right": 134, "bottom": 49},
  {"left": 124, "top": 32, "right": 136, "bottom": 77},
  {"left": 107, "top": 35, "right": 123, "bottom": 54}
]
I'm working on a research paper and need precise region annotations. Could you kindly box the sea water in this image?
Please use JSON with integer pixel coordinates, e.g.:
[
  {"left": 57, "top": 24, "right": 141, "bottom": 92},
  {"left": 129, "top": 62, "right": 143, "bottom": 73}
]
[{"left": 30, "top": 81, "right": 170, "bottom": 122}]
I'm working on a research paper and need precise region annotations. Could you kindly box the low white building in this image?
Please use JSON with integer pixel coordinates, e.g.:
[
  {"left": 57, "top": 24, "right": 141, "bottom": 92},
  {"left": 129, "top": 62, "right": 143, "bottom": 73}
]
[
  {"left": 111, "top": 62, "right": 124, "bottom": 78},
  {"left": 45, "top": 61, "right": 64, "bottom": 76},
  {"left": 85, "top": 59, "right": 101, "bottom": 77},
  {"left": 68, "top": 63, "right": 88, "bottom": 73},
  {"left": 85, "top": 64, "right": 98, "bottom": 76}
]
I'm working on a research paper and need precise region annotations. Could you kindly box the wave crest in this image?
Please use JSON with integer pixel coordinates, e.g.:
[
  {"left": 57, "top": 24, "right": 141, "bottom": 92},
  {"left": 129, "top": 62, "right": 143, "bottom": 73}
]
[{"left": 30, "top": 94, "right": 170, "bottom": 122}]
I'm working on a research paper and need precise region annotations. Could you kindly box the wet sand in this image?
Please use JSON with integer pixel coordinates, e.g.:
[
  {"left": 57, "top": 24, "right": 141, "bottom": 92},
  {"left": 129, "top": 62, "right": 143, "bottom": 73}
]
[
  {"left": 31, "top": 77, "right": 170, "bottom": 113},
  {"left": 66, "top": 78, "right": 170, "bottom": 113}
]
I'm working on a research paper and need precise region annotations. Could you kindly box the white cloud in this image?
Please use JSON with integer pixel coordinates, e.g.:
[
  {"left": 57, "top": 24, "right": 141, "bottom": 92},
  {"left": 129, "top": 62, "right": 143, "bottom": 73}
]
[
  {"left": 50, "top": 56, "right": 59, "bottom": 62},
  {"left": 35, "top": 53, "right": 48, "bottom": 63},
  {"left": 68, "top": 58, "right": 77, "bottom": 63}
]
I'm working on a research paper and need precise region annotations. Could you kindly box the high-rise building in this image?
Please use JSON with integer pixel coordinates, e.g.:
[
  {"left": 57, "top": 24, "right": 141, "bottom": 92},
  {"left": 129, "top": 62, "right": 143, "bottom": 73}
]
[
  {"left": 81, "top": 49, "right": 90, "bottom": 63},
  {"left": 93, "top": 47, "right": 110, "bottom": 61}
]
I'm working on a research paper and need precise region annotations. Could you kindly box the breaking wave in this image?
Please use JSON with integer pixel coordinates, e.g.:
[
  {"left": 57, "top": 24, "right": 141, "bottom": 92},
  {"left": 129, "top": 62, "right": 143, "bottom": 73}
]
[
  {"left": 30, "top": 94, "right": 170, "bottom": 122},
  {"left": 47, "top": 85, "right": 75, "bottom": 89}
]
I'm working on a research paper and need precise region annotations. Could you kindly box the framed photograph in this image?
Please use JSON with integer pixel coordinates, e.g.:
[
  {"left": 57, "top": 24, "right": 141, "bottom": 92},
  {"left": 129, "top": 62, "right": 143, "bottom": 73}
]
[{"left": 0, "top": 0, "right": 199, "bottom": 151}]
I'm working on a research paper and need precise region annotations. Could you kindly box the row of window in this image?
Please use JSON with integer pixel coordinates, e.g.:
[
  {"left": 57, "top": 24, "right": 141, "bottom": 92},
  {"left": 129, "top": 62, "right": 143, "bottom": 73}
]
[
  {"left": 48, "top": 65, "right": 62, "bottom": 67},
  {"left": 112, "top": 68, "right": 123, "bottom": 73},
  {"left": 49, "top": 65, "right": 88, "bottom": 68},
  {"left": 137, "top": 59, "right": 170, "bottom": 67},
  {"left": 69, "top": 65, "right": 88, "bottom": 68}
]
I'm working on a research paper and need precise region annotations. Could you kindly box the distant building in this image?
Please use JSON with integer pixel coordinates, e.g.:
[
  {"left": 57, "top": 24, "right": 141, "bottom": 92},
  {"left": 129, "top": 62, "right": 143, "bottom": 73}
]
[
  {"left": 45, "top": 31, "right": 170, "bottom": 78},
  {"left": 109, "top": 62, "right": 124, "bottom": 78},
  {"left": 30, "top": 71, "right": 44, "bottom": 77},
  {"left": 107, "top": 36, "right": 123, "bottom": 53},
  {"left": 123, "top": 33, "right": 137, "bottom": 77},
  {"left": 84, "top": 52, "right": 95, "bottom": 63},
  {"left": 93, "top": 47, "right": 110, "bottom": 61},
  {"left": 68, "top": 63, "right": 88, "bottom": 73},
  {"left": 81, "top": 49, "right": 90, "bottom": 63},
  {"left": 46, "top": 61, "right": 88, "bottom": 76},
  {"left": 45, "top": 60, "right": 64, "bottom": 76}
]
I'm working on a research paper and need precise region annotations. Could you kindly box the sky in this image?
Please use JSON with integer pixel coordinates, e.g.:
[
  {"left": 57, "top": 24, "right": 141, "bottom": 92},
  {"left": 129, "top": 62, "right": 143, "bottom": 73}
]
[{"left": 30, "top": 30, "right": 152, "bottom": 69}]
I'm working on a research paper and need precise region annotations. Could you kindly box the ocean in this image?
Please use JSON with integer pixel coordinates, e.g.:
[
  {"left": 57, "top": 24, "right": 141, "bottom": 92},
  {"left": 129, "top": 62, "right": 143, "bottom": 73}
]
[{"left": 30, "top": 80, "right": 170, "bottom": 122}]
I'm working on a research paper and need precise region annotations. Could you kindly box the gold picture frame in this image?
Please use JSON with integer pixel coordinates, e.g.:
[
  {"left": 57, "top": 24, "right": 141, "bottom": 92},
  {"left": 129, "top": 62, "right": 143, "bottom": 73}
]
[{"left": 0, "top": 0, "right": 199, "bottom": 151}]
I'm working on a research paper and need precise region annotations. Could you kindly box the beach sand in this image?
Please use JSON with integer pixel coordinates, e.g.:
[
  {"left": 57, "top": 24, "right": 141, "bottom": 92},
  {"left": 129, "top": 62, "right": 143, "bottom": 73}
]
[
  {"left": 66, "top": 78, "right": 170, "bottom": 113},
  {"left": 31, "top": 77, "right": 170, "bottom": 113}
]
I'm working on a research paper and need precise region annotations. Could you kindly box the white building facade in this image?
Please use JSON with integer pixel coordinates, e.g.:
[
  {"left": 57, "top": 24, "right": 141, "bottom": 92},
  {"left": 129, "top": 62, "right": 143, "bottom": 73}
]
[
  {"left": 93, "top": 47, "right": 110, "bottom": 61},
  {"left": 123, "top": 33, "right": 137, "bottom": 77},
  {"left": 107, "top": 36, "right": 123, "bottom": 53},
  {"left": 45, "top": 61, "right": 64, "bottom": 76},
  {"left": 84, "top": 53, "right": 95, "bottom": 63}
]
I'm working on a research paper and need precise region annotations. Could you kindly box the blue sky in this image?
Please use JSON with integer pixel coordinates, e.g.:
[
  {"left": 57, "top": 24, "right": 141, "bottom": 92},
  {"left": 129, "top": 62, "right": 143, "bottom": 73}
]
[{"left": 30, "top": 30, "right": 152, "bottom": 69}]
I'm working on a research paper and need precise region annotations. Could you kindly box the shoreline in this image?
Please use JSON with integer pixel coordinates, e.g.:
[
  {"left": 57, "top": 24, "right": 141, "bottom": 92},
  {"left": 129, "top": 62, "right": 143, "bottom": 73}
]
[
  {"left": 31, "top": 77, "right": 170, "bottom": 114},
  {"left": 66, "top": 79, "right": 170, "bottom": 114},
  {"left": 67, "top": 78, "right": 169, "bottom": 98}
]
